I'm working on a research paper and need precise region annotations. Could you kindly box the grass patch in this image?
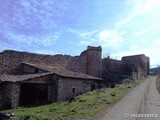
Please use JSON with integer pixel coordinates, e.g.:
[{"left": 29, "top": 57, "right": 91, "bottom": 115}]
[
  {"left": 156, "top": 75, "right": 160, "bottom": 94},
  {"left": 7, "top": 78, "right": 146, "bottom": 120}
]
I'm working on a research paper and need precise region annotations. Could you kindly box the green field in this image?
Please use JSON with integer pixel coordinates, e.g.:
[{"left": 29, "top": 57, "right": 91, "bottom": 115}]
[{"left": 8, "top": 78, "right": 145, "bottom": 120}]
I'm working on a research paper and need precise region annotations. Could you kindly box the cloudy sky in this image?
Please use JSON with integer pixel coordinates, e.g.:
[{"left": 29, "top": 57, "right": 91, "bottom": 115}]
[{"left": 0, "top": 0, "right": 160, "bottom": 67}]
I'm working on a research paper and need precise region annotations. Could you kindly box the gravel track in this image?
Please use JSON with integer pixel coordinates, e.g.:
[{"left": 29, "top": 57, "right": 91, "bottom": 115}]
[{"left": 96, "top": 76, "right": 160, "bottom": 120}]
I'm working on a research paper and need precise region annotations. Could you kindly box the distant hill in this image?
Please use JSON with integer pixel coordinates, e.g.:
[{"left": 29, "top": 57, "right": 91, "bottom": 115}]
[{"left": 150, "top": 67, "right": 160, "bottom": 74}]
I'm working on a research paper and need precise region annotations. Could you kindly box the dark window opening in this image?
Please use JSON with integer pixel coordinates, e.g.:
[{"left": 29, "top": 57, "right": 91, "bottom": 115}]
[
  {"left": 91, "top": 84, "right": 96, "bottom": 91},
  {"left": 35, "top": 69, "right": 38, "bottom": 73},
  {"left": 72, "top": 88, "right": 75, "bottom": 93}
]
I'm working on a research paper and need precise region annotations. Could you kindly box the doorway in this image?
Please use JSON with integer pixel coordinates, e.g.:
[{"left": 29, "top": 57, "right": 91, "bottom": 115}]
[
  {"left": 91, "top": 84, "right": 96, "bottom": 91},
  {"left": 20, "top": 83, "right": 48, "bottom": 106}
]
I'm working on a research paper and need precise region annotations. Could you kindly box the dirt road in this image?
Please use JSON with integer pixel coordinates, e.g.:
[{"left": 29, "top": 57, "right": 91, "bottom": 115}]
[{"left": 97, "top": 76, "right": 160, "bottom": 120}]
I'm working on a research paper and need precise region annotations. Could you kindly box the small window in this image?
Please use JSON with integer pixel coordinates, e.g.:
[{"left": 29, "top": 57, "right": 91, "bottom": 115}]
[
  {"left": 35, "top": 69, "right": 38, "bottom": 73},
  {"left": 91, "top": 84, "right": 96, "bottom": 91},
  {"left": 72, "top": 88, "right": 75, "bottom": 93}
]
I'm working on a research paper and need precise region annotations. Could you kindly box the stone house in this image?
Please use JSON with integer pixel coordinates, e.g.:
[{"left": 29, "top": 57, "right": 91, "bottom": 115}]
[{"left": 0, "top": 62, "right": 102, "bottom": 110}]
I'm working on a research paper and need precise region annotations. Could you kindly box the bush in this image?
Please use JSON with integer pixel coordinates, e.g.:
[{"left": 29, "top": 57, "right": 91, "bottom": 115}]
[
  {"left": 121, "top": 78, "right": 134, "bottom": 84},
  {"left": 110, "top": 83, "right": 115, "bottom": 88},
  {"left": 110, "top": 92, "right": 116, "bottom": 96}
]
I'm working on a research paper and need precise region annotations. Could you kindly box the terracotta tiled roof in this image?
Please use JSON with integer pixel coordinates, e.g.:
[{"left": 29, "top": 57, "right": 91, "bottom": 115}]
[
  {"left": 22, "top": 62, "right": 102, "bottom": 80},
  {"left": 0, "top": 73, "right": 52, "bottom": 82}
]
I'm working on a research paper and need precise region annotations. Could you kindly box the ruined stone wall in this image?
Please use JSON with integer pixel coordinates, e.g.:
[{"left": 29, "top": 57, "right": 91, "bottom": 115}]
[
  {"left": 102, "top": 57, "right": 124, "bottom": 83},
  {"left": 122, "top": 54, "right": 149, "bottom": 79},
  {"left": 0, "top": 50, "right": 87, "bottom": 75},
  {"left": 102, "top": 54, "right": 150, "bottom": 80},
  {"left": 102, "top": 57, "right": 124, "bottom": 74},
  {"left": 122, "top": 54, "right": 146, "bottom": 71},
  {"left": 66, "top": 50, "right": 87, "bottom": 74},
  {"left": 0, "top": 46, "right": 102, "bottom": 78}
]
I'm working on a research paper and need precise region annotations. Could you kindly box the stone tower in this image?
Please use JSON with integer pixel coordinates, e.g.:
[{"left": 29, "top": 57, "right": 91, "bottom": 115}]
[{"left": 86, "top": 46, "right": 102, "bottom": 78}]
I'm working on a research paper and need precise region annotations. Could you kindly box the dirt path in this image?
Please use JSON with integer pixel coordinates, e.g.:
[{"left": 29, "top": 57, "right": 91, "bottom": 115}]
[{"left": 96, "top": 76, "right": 160, "bottom": 120}]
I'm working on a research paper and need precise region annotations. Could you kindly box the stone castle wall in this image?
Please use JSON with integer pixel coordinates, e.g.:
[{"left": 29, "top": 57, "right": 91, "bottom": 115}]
[
  {"left": 66, "top": 50, "right": 87, "bottom": 74},
  {"left": 102, "top": 57, "right": 124, "bottom": 74},
  {"left": 122, "top": 54, "right": 150, "bottom": 77},
  {"left": 0, "top": 46, "right": 102, "bottom": 78},
  {"left": 0, "top": 50, "right": 72, "bottom": 74},
  {"left": 0, "top": 47, "right": 149, "bottom": 80},
  {"left": 102, "top": 54, "right": 150, "bottom": 80},
  {"left": 86, "top": 46, "right": 102, "bottom": 78}
]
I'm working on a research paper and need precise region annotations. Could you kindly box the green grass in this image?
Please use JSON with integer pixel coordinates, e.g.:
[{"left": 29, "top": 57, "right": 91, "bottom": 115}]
[
  {"left": 156, "top": 75, "right": 160, "bottom": 94},
  {"left": 7, "top": 78, "right": 146, "bottom": 120}
]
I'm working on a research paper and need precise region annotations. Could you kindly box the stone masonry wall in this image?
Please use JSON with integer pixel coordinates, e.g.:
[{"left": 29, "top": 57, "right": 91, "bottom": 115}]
[
  {"left": 0, "top": 82, "right": 20, "bottom": 110},
  {"left": 0, "top": 50, "right": 87, "bottom": 75},
  {"left": 122, "top": 54, "right": 150, "bottom": 79},
  {"left": 0, "top": 46, "right": 102, "bottom": 78},
  {"left": 102, "top": 54, "right": 150, "bottom": 81},
  {"left": 102, "top": 57, "right": 124, "bottom": 74},
  {"left": 57, "top": 77, "right": 100, "bottom": 101},
  {"left": 66, "top": 50, "right": 87, "bottom": 74},
  {"left": 0, "top": 50, "right": 73, "bottom": 74},
  {"left": 86, "top": 46, "right": 102, "bottom": 78},
  {"left": 11, "top": 83, "right": 20, "bottom": 108}
]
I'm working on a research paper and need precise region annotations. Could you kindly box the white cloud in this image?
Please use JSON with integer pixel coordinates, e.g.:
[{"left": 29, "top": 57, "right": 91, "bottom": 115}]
[
  {"left": 5, "top": 29, "right": 60, "bottom": 47},
  {"left": 135, "top": 29, "right": 151, "bottom": 36},
  {"left": 139, "top": 39, "right": 146, "bottom": 42},
  {"left": 66, "top": 28, "right": 81, "bottom": 35},
  {"left": 40, "top": 33, "right": 60, "bottom": 46},
  {"left": 98, "top": 30, "right": 124, "bottom": 49},
  {"left": 78, "top": 29, "right": 126, "bottom": 50},
  {"left": 79, "top": 41, "right": 92, "bottom": 46},
  {"left": 116, "top": 0, "right": 160, "bottom": 28},
  {"left": 137, "top": 0, "right": 160, "bottom": 15},
  {"left": 130, "top": 45, "right": 139, "bottom": 50},
  {"left": 153, "top": 39, "right": 160, "bottom": 46},
  {"left": 79, "top": 30, "right": 99, "bottom": 40}
]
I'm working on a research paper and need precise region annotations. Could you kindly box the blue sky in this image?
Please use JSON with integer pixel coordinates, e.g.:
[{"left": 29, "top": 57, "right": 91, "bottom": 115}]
[{"left": 0, "top": 0, "right": 160, "bottom": 67}]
